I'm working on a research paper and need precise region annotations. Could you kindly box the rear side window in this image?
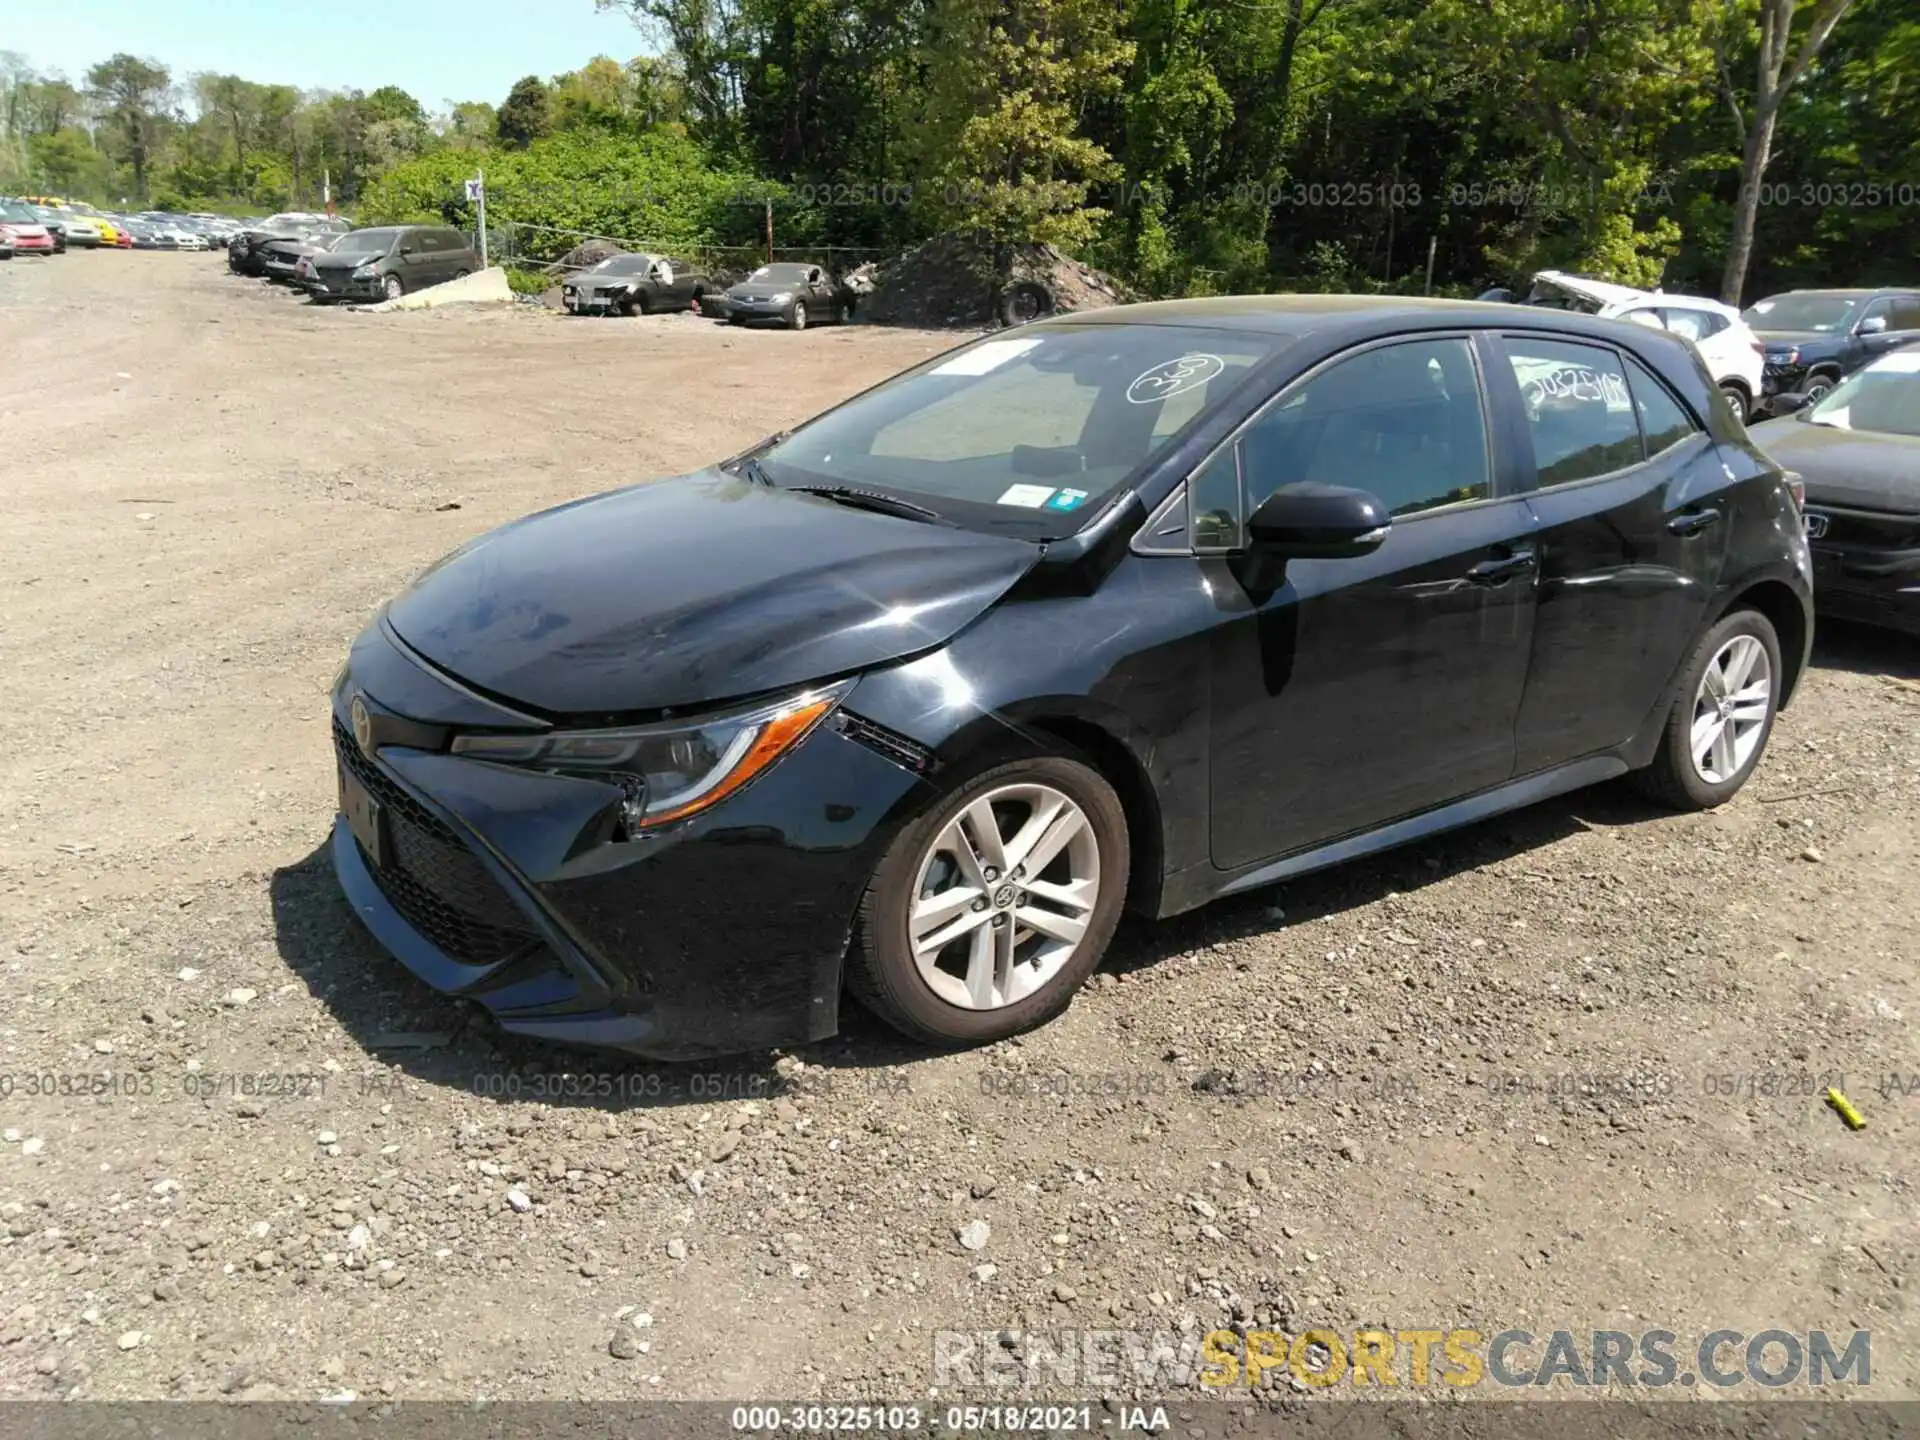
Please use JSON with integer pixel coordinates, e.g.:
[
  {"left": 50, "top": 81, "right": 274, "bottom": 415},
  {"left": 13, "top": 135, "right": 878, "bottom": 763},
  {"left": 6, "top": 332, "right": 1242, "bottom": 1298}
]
[
  {"left": 1887, "top": 296, "right": 1920, "bottom": 331},
  {"left": 1626, "top": 357, "right": 1699, "bottom": 457},
  {"left": 415, "top": 230, "right": 445, "bottom": 253},
  {"left": 1661, "top": 307, "right": 1728, "bottom": 342},
  {"left": 435, "top": 229, "right": 469, "bottom": 252},
  {"left": 1502, "top": 338, "right": 1642, "bottom": 485}
]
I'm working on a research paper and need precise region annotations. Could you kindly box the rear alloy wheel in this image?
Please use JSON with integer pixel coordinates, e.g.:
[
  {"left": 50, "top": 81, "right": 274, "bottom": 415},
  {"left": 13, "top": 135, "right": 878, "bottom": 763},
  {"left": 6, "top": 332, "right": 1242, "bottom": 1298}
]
[
  {"left": 788, "top": 300, "right": 808, "bottom": 331},
  {"left": 1632, "top": 607, "right": 1781, "bottom": 810},
  {"left": 1719, "top": 382, "right": 1750, "bottom": 423},
  {"left": 382, "top": 273, "right": 404, "bottom": 302},
  {"left": 851, "top": 755, "right": 1128, "bottom": 1047}
]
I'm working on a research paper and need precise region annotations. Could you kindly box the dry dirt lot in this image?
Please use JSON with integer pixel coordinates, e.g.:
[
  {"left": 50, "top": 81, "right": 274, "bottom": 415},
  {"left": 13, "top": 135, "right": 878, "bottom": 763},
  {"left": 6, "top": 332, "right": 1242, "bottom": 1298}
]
[{"left": 0, "top": 253, "right": 1916, "bottom": 1411}]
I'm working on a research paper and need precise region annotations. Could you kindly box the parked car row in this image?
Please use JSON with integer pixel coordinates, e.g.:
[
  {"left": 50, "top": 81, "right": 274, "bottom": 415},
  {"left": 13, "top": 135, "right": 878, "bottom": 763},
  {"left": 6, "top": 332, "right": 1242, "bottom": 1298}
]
[
  {"left": 228, "top": 218, "right": 483, "bottom": 304},
  {"left": 553, "top": 254, "right": 860, "bottom": 329},
  {"left": 8, "top": 197, "right": 246, "bottom": 253}
]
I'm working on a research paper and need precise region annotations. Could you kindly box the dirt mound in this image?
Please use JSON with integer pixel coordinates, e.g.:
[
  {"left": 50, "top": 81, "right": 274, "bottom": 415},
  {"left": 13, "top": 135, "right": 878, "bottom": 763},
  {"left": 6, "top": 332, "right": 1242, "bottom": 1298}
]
[
  {"left": 859, "top": 229, "right": 1134, "bottom": 328},
  {"left": 548, "top": 238, "right": 626, "bottom": 274}
]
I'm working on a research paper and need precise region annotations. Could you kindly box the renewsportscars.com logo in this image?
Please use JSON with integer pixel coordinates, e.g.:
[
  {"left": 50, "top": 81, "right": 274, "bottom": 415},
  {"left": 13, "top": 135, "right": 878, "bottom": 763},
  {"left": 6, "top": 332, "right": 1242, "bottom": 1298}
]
[{"left": 932, "top": 1327, "right": 1871, "bottom": 1391}]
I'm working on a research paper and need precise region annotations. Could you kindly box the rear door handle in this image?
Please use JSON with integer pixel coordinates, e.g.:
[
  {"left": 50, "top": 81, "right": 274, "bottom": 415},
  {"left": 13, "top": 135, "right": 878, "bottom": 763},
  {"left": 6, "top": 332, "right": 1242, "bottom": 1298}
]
[
  {"left": 1668, "top": 508, "right": 1722, "bottom": 537},
  {"left": 1465, "top": 547, "right": 1537, "bottom": 584}
]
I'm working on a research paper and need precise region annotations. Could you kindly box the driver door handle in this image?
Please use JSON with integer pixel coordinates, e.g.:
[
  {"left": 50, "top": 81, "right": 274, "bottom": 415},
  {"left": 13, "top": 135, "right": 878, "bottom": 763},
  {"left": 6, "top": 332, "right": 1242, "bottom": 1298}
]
[
  {"left": 1465, "top": 547, "right": 1537, "bottom": 584},
  {"left": 1668, "top": 508, "right": 1722, "bottom": 537}
]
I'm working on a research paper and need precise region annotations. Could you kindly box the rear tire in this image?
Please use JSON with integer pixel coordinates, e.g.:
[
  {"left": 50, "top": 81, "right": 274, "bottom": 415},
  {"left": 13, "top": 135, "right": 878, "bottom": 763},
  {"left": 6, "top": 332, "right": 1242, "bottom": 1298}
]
[
  {"left": 1631, "top": 607, "right": 1782, "bottom": 811},
  {"left": 1719, "top": 381, "right": 1751, "bottom": 423},
  {"left": 849, "top": 753, "right": 1129, "bottom": 1048}
]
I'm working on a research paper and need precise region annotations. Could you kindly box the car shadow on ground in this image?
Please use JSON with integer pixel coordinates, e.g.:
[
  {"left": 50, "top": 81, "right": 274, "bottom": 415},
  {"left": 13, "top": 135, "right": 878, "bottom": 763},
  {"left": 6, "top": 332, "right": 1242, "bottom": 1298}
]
[
  {"left": 271, "top": 774, "right": 1669, "bottom": 1111},
  {"left": 1807, "top": 618, "right": 1919, "bottom": 680}
]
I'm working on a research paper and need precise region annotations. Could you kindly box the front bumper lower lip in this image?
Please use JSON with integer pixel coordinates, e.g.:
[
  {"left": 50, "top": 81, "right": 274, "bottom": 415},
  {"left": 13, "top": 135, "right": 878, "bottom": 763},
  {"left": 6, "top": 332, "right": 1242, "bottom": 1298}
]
[{"left": 324, "top": 653, "right": 932, "bottom": 1059}]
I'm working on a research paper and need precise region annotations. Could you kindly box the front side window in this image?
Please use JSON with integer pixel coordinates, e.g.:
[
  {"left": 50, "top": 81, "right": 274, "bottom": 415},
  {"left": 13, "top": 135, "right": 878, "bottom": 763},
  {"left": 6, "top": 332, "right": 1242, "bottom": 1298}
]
[
  {"left": 1887, "top": 297, "right": 1920, "bottom": 331},
  {"left": 763, "top": 324, "right": 1286, "bottom": 538},
  {"left": 1503, "top": 338, "right": 1642, "bottom": 485},
  {"left": 1237, "top": 337, "right": 1492, "bottom": 524}
]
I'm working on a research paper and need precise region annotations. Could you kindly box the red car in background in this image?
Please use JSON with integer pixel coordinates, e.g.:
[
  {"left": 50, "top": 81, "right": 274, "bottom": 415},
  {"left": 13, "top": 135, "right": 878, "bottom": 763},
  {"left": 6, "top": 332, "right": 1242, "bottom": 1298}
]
[{"left": 0, "top": 198, "right": 58, "bottom": 255}]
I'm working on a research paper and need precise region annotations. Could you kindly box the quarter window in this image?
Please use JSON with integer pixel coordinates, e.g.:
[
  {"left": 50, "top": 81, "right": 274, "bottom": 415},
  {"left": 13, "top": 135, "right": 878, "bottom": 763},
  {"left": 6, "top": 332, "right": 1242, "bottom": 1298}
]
[
  {"left": 1626, "top": 357, "right": 1699, "bottom": 457},
  {"left": 1503, "top": 339, "right": 1643, "bottom": 485},
  {"left": 1236, "top": 337, "right": 1492, "bottom": 523}
]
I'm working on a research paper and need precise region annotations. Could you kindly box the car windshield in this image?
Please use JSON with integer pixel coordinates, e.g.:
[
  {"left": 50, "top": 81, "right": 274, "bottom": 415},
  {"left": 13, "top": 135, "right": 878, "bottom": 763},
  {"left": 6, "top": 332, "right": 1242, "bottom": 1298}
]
[
  {"left": 747, "top": 264, "right": 812, "bottom": 284},
  {"left": 589, "top": 255, "right": 651, "bottom": 276},
  {"left": 333, "top": 229, "right": 397, "bottom": 254},
  {"left": 0, "top": 201, "right": 36, "bottom": 222},
  {"left": 1805, "top": 350, "right": 1920, "bottom": 437},
  {"left": 1743, "top": 293, "right": 1861, "bottom": 333},
  {"left": 761, "top": 323, "right": 1289, "bottom": 537}
]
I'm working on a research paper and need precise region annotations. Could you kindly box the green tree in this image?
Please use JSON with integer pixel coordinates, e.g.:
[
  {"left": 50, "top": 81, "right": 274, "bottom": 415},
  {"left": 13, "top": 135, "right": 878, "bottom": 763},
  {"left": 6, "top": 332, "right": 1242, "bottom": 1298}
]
[
  {"left": 1705, "top": 0, "right": 1857, "bottom": 303},
  {"left": 497, "top": 75, "right": 554, "bottom": 147},
  {"left": 914, "top": 0, "right": 1135, "bottom": 247},
  {"left": 86, "top": 53, "right": 174, "bottom": 199}
]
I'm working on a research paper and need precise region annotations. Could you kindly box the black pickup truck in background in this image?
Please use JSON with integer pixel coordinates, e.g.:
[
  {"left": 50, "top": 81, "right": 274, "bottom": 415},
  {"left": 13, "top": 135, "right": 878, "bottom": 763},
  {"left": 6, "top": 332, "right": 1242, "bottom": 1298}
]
[{"left": 1743, "top": 287, "right": 1920, "bottom": 414}]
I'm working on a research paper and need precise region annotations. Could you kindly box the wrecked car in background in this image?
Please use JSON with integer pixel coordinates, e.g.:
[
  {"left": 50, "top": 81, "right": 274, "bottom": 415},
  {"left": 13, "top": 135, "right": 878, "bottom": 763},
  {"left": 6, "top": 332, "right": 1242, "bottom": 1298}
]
[{"left": 562, "top": 252, "right": 711, "bottom": 316}]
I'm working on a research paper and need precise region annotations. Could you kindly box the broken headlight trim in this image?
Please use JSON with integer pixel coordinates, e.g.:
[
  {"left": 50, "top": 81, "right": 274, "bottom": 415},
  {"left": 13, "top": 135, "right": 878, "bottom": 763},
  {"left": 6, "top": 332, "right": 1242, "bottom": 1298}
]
[{"left": 450, "top": 679, "right": 855, "bottom": 832}]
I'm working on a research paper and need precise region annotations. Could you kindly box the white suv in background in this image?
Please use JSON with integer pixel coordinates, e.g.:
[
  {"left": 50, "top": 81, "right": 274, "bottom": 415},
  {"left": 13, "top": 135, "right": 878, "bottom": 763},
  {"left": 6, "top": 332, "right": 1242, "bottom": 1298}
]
[{"left": 1518, "top": 271, "right": 1769, "bottom": 422}]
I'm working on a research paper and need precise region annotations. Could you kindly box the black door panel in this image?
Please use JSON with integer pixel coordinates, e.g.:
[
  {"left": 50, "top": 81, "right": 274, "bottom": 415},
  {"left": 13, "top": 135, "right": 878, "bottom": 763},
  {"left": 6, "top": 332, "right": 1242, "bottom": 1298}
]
[
  {"left": 1486, "top": 337, "right": 1730, "bottom": 772},
  {"left": 1514, "top": 449, "right": 1728, "bottom": 770},
  {"left": 1209, "top": 499, "right": 1539, "bottom": 868}
]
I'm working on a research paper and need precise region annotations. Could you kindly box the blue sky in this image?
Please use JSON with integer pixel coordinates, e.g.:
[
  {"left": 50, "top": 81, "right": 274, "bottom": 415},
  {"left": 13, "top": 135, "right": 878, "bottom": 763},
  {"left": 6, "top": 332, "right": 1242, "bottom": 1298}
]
[{"left": 8, "top": 0, "right": 653, "bottom": 112}]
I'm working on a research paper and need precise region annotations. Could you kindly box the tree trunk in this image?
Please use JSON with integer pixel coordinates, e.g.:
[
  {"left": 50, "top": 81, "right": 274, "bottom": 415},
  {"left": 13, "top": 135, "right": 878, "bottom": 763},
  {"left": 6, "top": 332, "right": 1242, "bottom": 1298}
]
[{"left": 1720, "top": 107, "right": 1778, "bottom": 306}]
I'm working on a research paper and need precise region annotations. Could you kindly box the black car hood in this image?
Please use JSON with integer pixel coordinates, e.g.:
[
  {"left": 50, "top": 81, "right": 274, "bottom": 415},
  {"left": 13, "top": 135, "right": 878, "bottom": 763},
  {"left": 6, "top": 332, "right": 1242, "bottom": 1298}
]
[
  {"left": 386, "top": 469, "right": 1040, "bottom": 717},
  {"left": 1752, "top": 419, "right": 1920, "bottom": 515},
  {"left": 1754, "top": 329, "right": 1842, "bottom": 351}
]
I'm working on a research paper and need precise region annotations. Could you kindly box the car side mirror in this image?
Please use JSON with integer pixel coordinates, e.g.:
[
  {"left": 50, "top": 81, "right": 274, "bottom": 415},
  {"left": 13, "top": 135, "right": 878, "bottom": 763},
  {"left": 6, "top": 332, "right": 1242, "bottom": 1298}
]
[
  {"left": 1247, "top": 483, "right": 1392, "bottom": 559},
  {"left": 399, "top": 243, "right": 415, "bottom": 255},
  {"left": 1859, "top": 315, "right": 1888, "bottom": 335}
]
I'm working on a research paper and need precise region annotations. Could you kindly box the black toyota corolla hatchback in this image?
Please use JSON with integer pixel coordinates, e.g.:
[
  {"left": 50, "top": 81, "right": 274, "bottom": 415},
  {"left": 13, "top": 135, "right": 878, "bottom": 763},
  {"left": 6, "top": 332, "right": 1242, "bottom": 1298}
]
[{"left": 330, "top": 296, "right": 1813, "bottom": 1058}]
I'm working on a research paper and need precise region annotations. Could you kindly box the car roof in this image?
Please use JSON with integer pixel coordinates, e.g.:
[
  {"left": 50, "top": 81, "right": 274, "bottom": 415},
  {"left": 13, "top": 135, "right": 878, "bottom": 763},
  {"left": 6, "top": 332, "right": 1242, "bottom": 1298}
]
[
  {"left": 1042, "top": 293, "right": 1647, "bottom": 337},
  {"left": 1758, "top": 287, "right": 1919, "bottom": 299}
]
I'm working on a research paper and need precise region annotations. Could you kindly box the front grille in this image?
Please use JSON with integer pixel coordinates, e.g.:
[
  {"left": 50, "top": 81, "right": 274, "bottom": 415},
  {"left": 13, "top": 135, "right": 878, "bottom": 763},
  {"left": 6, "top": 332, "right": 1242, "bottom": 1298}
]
[{"left": 333, "top": 720, "right": 541, "bottom": 966}]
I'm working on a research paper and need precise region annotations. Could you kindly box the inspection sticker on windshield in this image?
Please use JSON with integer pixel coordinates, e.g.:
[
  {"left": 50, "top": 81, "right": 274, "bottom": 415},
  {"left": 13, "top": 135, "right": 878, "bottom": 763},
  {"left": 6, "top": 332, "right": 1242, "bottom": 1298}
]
[
  {"left": 997, "top": 484, "right": 1057, "bottom": 508},
  {"left": 930, "top": 338, "right": 1044, "bottom": 377},
  {"left": 1128, "top": 353, "right": 1225, "bottom": 404},
  {"left": 1047, "top": 489, "right": 1090, "bottom": 512}
]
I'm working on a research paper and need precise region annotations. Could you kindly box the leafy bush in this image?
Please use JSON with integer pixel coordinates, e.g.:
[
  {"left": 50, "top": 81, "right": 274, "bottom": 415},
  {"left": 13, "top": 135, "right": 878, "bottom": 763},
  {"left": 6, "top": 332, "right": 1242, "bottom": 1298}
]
[{"left": 359, "top": 130, "right": 775, "bottom": 261}]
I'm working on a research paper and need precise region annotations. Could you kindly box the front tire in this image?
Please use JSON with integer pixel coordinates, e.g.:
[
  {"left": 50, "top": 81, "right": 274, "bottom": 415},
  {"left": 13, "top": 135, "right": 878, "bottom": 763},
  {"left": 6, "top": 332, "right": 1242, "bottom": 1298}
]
[
  {"left": 788, "top": 300, "right": 808, "bottom": 331},
  {"left": 850, "top": 754, "right": 1128, "bottom": 1047},
  {"left": 382, "top": 273, "right": 405, "bottom": 301},
  {"left": 1632, "top": 607, "right": 1782, "bottom": 810}
]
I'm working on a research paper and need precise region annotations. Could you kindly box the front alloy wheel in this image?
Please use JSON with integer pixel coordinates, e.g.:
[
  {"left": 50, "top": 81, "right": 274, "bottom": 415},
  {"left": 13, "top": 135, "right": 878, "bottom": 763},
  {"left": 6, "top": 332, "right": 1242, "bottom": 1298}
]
[
  {"left": 851, "top": 755, "right": 1128, "bottom": 1046},
  {"left": 382, "top": 273, "right": 404, "bottom": 301},
  {"left": 789, "top": 300, "right": 808, "bottom": 331}
]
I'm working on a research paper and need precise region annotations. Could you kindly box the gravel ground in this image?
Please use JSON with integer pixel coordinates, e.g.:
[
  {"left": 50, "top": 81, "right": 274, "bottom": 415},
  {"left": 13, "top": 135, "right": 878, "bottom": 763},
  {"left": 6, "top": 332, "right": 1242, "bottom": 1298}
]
[{"left": 0, "top": 253, "right": 1916, "bottom": 1408}]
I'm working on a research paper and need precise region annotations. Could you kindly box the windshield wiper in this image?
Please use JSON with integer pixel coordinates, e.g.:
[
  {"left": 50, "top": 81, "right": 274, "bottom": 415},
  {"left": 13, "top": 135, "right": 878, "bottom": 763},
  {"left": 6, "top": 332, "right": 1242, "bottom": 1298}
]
[
  {"left": 733, "top": 454, "right": 776, "bottom": 487},
  {"left": 787, "top": 485, "right": 946, "bottom": 524}
]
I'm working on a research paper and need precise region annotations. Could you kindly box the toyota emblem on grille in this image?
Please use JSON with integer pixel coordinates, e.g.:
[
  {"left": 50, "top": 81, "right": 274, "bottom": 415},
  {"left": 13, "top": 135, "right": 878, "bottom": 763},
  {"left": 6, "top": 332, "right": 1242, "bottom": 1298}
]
[
  {"left": 1803, "top": 511, "right": 1829, "bottom": 540},
  {"left": 350, "top": 694, "right": 374, "bottom": 756}
]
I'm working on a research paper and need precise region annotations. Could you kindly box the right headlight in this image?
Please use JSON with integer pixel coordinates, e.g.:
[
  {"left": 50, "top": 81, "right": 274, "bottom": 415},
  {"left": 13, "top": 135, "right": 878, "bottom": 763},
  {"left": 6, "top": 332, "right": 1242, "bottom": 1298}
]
[{"left": 450, "top": 679, "right": 854, "bottom": 832}]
